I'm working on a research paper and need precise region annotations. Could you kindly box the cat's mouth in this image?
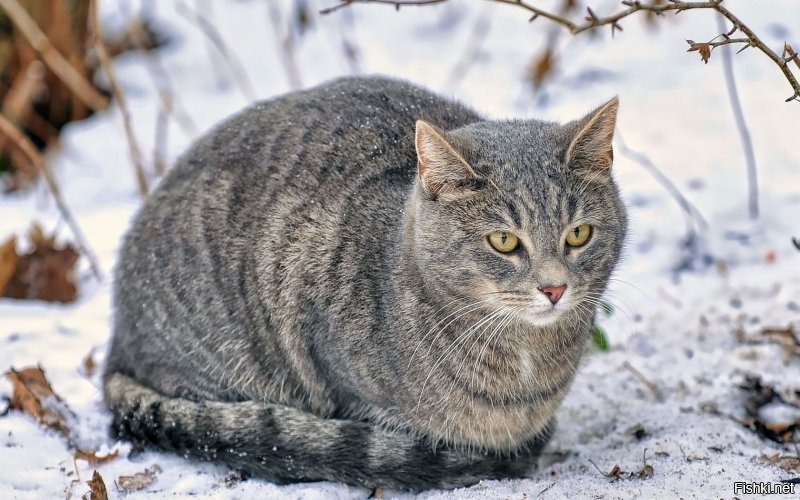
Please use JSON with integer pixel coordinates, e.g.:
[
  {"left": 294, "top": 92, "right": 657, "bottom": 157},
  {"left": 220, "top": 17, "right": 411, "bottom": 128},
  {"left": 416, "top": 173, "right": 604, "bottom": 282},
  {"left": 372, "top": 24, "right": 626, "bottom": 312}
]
[{"left": 517, "top": 306, "right": 566, "bottom": 326}]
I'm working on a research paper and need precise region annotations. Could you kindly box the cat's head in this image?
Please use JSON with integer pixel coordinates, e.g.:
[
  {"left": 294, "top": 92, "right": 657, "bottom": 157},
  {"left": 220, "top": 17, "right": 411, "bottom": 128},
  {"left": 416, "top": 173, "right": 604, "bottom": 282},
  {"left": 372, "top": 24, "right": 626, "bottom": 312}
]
[{"left": 410, "top": 99, "right": 627, "bottom": 326}]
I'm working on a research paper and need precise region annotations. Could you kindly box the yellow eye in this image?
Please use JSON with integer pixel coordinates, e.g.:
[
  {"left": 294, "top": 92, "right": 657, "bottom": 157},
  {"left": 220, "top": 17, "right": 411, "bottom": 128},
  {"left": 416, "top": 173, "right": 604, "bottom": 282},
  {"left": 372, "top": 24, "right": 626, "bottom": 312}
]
[
  {"left": 488, "top": 231, "right": 519, "bottom": 253},
  {"left": 565, "top": 224, "right": 592, "bottom": 247}
]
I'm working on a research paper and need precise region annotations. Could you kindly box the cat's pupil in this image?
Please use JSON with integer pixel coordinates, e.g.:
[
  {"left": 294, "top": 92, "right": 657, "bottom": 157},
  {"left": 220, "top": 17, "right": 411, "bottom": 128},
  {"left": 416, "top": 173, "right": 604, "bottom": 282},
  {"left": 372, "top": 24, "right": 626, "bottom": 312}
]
[
  {"left": 501, "top": 232, "right": 507, "bottom": 244},
  {"left": 573, "top": 227, "right": 580, "bottom": 237}
]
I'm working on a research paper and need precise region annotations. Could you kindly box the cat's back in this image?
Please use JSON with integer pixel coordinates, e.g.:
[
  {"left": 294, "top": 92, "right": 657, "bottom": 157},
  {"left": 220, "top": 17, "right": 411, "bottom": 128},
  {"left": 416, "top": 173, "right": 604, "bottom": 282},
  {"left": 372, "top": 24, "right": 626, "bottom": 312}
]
[
  {"left": 108, "top": 77, "right": 480, "bottom": 398},
  {"left": 164, "top": 76, "right": 479, "bottom": 190}
]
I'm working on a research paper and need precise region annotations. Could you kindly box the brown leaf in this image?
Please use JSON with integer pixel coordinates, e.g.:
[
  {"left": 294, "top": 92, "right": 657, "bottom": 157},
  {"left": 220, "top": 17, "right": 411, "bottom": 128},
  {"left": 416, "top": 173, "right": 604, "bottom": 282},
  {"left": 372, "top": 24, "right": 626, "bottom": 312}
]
[
  {"left": 634, "top": 463, "right": 654, "bottom": 479},
  {"left": 82, "top": 470, "right": 108, "bottom": 500},
  {"left": 687, "top": 42, "right": 712, "bottom": 64},
  {"left": 74, "top": 449, "right": 119, "bottom": 466},
  {"left": 80, "top": 349, "right": 97, "bottom": 378},
  {"left": 528, "top": 49, "right": 556, "bottom": 89},
  {"left": 117, "top": 465, "right": 162, "bottom": 493},
  {"left": 759, "top": 453, "right": 800, "bottom": 472},
  {"left": 5, "top": 366, "right": 75, "bottom": 437},
  {"left": 2, "top": 223, "right": 80, "bottom": 303},
  {"left": 0, "top": 236, "right": 19, "bottom": 294}
]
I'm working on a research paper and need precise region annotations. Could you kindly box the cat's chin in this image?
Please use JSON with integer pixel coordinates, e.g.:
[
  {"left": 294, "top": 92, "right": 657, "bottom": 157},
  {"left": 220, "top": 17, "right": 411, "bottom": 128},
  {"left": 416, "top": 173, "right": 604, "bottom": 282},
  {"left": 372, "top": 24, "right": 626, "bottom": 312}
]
[{"left": 518, "top": 308, "right": 564, "bottom": 327}]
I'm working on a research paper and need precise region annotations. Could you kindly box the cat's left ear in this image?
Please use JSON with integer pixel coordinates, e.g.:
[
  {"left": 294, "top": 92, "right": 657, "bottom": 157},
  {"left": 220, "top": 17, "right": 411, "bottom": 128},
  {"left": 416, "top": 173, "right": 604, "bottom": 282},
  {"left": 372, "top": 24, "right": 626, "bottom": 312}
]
[{"left": 564, "top": 97, "right": 619, "bottom": 173}]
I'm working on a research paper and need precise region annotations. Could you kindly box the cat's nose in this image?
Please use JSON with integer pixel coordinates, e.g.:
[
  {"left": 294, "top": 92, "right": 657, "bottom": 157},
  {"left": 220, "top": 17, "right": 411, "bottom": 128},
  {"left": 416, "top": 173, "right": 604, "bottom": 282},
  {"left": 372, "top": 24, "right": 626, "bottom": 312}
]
[{"left": 538, "top": 284, "right": 567, "bottom": 304}]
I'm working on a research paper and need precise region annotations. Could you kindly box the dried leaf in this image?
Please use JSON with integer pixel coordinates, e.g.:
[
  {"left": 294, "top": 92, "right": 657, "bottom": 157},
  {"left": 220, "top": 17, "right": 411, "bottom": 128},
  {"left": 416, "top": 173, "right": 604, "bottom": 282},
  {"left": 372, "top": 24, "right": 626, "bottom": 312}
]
[
  {"left": 117, "top": 465, "right": 162, "bottom": 493},
  {"left": 74, "top": 449, "right": 119, "bottom": 466},
  {"left": 82, "top": 470, "right": 108, "bottom": 500},
  {"left": 687, "top": 42, "right": 712, "bottom": 64},
  {"left": 760, "top": 453, "right": 800, "bottom": 472},
  {"left": 80, "top": 349, "right": 97, "bottom": 378},
  {"left": 528, "top": 50, "right": 556, "bottom": 89},
  {"left": 5, "top": 366, "right": 75, "bottom": 437},
  {"left": 634, "top": 463, "right": 654, "bottom": 479},
  {"left": 2, "top": 223, "right": 80, "bottom": 303},
  {"left": 0, "top": 236, "right": 18, "bottom": 294}
]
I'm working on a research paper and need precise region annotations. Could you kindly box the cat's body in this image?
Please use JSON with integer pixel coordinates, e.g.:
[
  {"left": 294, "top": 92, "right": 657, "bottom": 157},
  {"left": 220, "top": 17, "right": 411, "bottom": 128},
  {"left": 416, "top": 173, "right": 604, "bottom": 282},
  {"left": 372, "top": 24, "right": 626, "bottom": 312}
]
[{"left": 104, "top": 76, "right": 627, "bottom": 490}]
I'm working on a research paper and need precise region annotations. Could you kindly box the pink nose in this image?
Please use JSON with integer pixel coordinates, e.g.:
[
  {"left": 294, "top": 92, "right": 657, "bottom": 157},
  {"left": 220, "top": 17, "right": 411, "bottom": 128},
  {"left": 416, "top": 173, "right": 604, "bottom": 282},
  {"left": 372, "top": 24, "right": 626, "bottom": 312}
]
[{"left": 538, "top": 284, "right": 567, "bottom": 304}]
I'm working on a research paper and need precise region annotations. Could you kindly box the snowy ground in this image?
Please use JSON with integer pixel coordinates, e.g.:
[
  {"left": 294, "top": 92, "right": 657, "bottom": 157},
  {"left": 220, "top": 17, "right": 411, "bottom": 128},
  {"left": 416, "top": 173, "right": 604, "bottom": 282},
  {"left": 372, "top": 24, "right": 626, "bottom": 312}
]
[{"left": 1, "top": 0, "right": 799, "bottom": 498}]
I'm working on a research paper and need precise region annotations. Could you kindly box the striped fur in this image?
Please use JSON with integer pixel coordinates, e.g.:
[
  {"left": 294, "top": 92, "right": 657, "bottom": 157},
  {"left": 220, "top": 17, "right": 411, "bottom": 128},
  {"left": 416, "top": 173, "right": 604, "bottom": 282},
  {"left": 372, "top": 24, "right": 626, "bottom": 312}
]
[{"left": 105, "top": 76, "right": 627, "bottom": 490}]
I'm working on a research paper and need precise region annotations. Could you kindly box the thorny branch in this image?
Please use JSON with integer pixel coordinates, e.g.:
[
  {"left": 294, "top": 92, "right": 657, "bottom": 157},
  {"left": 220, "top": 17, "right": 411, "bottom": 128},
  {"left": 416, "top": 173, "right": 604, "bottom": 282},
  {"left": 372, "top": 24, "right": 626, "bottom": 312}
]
[{"left": 321, "top": 0, "right": 800, "bottom": 102}]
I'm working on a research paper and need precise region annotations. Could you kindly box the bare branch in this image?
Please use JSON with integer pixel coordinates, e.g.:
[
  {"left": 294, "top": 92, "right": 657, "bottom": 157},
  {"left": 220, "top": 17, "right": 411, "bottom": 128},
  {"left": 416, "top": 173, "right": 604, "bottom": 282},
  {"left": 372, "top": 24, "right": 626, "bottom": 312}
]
[
  {"left": 177, "top": 1, "right": 257, "bottom": 102},
  {"left": 90, "top": 0, "right": 149, "bottom": 198},
  {"left": 0, "top": 113, "right": 102, "bottom": 281},
  {"left": 322, "top": 0, "right": 800, "bottom": 102},
  {"left": 267, "top": 3, "right": 304, "bottom": 90}
]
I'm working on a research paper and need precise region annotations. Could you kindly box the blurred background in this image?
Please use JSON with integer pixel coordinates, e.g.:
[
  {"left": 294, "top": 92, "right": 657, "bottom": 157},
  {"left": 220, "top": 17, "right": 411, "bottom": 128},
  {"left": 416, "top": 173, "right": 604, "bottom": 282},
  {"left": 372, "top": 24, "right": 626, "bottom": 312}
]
[{"left": 0, "top": 1, "right": 799, "bottom": 498}]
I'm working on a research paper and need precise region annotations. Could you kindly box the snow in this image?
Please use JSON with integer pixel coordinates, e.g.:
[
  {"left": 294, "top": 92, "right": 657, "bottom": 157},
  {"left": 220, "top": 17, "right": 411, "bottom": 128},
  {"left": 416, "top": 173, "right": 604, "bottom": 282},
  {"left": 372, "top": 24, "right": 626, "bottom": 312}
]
[{"left": 1, "top": 0, "right": 799, "bottom": 498}]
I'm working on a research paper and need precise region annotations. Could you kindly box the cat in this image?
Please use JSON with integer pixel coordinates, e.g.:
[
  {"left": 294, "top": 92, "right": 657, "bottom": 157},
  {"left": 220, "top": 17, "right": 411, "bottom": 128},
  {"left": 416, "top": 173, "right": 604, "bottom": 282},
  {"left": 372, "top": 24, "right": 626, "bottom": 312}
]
[{"left": 104, "top": 76, "right": 627, "bottom": 490}]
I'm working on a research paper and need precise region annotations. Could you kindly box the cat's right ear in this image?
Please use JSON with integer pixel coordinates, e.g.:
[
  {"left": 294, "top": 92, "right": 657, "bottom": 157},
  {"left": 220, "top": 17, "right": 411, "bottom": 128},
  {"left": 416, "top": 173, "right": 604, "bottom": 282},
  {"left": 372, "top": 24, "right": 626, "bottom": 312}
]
[
  {"left": 564, "top": 97, "right": 619, "bottom": 175},
  {"left": 415, "top": 120, "right": 482, "bottom": 200}
]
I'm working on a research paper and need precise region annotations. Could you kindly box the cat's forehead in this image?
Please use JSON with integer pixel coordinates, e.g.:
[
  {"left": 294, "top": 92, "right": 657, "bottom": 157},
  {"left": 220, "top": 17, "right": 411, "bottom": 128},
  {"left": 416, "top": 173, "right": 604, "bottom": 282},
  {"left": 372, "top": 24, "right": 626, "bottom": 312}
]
[{"left": 453, "top": 120, "right": 568, "bottom": 177}]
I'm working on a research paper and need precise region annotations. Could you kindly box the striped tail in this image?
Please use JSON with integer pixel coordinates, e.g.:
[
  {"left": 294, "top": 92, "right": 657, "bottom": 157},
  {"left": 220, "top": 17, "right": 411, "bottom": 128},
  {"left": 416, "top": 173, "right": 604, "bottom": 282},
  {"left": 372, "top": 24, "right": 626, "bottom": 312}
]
[{"left": 104, "top": 373, "right": 554, "bottom": 490}]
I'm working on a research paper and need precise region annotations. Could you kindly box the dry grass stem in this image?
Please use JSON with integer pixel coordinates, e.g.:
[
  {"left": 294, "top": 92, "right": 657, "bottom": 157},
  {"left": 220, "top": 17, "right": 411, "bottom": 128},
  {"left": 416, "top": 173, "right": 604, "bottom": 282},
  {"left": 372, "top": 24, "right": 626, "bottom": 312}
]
[
  {"left": 177, "top": 1, "right": 257, "bottom": 101},
  {"left": 267, "top": 3, "right": 304, "bottom": 90},
  {"left": 90, "top": 0, "right": 149, "bottom": 198},
  {"left": 442, "top": 14, "right": 491, "bottom": 92},
  {"left": 128, "top": 19, "right": 199, "bottom": 138},
  {"left": 0, "top": 0, "right": 109, "bottom": 111},
  {"left": 0, "top": 113, "right": 102, "bottom": 281},
  {"left": 716, "top": 14, "right": 758, "bottom": 219},
  {"left": 622, "top": 360, "right": 665, "bottom": 402},
  {"left": 154, "top": 109, "right": 169, "bottom": 176}
]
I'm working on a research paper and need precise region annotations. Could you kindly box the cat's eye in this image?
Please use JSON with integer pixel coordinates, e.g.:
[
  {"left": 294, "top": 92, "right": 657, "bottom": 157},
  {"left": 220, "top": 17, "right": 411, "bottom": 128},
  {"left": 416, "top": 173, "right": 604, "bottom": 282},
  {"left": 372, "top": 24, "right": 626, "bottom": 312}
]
[
  {"left": 488, "top": 231, "right": 519, "bottom": 253},
  {"left": 565, "top": 224, "right": 592, "bottom": 247}
]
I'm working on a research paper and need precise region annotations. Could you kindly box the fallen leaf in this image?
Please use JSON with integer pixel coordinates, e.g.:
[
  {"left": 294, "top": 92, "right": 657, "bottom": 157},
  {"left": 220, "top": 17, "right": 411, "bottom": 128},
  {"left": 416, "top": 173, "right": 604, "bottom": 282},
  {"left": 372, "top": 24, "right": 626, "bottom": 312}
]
[
  {"left": 117, "top": 465, "right": 162, "bottom": 493},
  {"left": 80, "top": 349, "right": 97, "bottom": 378},
  {"left": 74, "top": 449, "right": 120, "bottom": 466},
  {"left": 5, "top": 366, "right": 75, "bottom": 437},
  {"left": 528, "top": 49, "right": 556, "bottom": 89},
  {"left": 82, "top": 470, "right": 108, "bottom": 500},
  {"left": 2, "top": 223, "right": 80, "bottom": 303},
  {"left": 760, "top": 453, "right": 800, "bottom": 472},
  {"left": 0, "top": 236, "right": 18, "bottom": 294},
  {"left": 634, "top": 463, "right": 654, "bottom": 479}
]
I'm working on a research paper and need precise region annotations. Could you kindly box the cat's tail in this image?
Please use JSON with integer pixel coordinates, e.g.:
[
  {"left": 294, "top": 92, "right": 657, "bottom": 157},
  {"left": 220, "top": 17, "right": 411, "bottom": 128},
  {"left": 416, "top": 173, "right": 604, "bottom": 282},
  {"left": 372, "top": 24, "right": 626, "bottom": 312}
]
[{"left": 104, "top": 373, "right": 552, "bottom": 490}]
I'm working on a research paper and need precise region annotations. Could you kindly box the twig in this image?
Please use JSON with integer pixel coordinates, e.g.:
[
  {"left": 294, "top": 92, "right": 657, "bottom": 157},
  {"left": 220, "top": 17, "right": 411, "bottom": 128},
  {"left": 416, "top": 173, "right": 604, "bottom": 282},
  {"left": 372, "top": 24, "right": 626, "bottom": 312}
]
[
  {"left": 0, "top": 0, "right": 109, "bottom": 111},
  {"left": 267, "top": 3, "right": 304, "bottom": 90},
  {"left": 716, "top": 15, "right": 758, "bottom": 220},
  {"left": 441, "top": 12, "right": 491, "bottom": 92},
  {"left": 622, "top": 360, "right": 664, "bottom": 401},
  {"left": 322, "top": 0, "right": 800, "bottom": 102},
  {"left": 0, "top": 113, "right": 102, "bottom": 281},
  {"left": 90, "top": 0, "right": 149, "bottom": 198},
  {"left": 153, "top": 109, "right": 169, "bottom": 176},
  {"left": 177, "top": 1, "right": 257, "bottom": 101},
  {"left": 537, "top": 481, "right": 556, "bottom": 496},
  {"left": 194, "top": 0, "right": 227, "bottom": 89},
  {"left": 614, "top": 130, "right": 708, "bottom": 235},
  {"left": 127, "top": 19, "right": 199, "bottom": 138},
  {"left": 338, "top": 4, "right": 362, "bottom": 74}
]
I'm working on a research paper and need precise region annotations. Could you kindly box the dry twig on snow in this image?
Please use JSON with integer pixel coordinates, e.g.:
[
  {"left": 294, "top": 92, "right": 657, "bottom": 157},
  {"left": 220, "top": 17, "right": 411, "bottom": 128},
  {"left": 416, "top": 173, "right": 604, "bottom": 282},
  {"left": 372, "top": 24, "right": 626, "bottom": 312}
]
[{"left": 90, "top": 0, "right": 149, "bottom": 198}]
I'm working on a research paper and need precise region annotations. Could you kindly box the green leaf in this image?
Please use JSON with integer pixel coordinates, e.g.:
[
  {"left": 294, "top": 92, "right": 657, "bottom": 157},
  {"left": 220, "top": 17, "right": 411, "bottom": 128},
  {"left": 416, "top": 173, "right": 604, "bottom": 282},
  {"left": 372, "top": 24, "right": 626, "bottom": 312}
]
[
  {"left": 599, "top": 300, "right": 614, "bottom": 317},
  {"left": 591, "top": 324, "right": 610, "bottom": 351}
]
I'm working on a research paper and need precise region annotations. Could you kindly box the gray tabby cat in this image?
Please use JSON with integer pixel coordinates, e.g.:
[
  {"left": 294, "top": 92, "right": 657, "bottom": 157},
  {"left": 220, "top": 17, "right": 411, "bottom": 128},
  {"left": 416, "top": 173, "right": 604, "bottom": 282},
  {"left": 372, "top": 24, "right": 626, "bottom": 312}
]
[{"left": 104, "top": 76, "right": 626, "bottom": 490}]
